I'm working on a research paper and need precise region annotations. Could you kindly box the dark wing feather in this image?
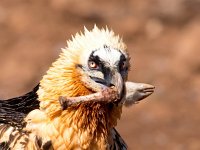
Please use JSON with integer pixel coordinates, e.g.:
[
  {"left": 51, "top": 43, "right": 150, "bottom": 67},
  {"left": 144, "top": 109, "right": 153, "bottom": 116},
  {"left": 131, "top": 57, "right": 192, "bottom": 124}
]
[
  {"left": 0, "top": 107, "right": 26, "bottom": 129},
  {"left": 0, "top": 84, "right": 39, "bottom": 114},
  {"left": 111, "top": 128, "right": 127, "bottom": 150},
  {"left": 0, "top": 141, "right": 10, "bottom": 150},
  {"left": 0, "top": 85, "right": 55, "bottom": 149},
  {"left": 0, "top": 85, "right": 40, "bottom": 128}
]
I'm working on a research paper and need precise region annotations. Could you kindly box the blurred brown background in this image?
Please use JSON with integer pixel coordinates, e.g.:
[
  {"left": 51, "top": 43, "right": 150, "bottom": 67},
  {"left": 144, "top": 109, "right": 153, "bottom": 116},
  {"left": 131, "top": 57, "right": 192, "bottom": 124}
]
[{"left": 0, "top": 0, "right": 200, "bottom": 149}]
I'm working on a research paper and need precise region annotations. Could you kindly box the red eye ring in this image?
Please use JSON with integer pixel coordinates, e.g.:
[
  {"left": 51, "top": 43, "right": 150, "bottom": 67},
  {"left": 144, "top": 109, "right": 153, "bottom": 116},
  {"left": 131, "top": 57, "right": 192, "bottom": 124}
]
[{"left": 88, "top": 61, "right": 98, "bottom": 69}]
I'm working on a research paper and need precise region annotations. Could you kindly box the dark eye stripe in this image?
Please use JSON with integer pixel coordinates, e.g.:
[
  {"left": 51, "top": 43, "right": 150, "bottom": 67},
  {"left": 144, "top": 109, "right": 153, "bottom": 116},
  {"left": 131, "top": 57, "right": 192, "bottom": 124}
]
[
  {"left": 89, "top": 55, "right": 100, "bottom": 63},
  {"left": 89, "top": 50, "right": 106, "bottom": 67},
  {"left": 119, "top": 54, "right": 126, "bottom": 66},
  {"left": 119, "top": 54, "right": 126, "bottom": 62}
]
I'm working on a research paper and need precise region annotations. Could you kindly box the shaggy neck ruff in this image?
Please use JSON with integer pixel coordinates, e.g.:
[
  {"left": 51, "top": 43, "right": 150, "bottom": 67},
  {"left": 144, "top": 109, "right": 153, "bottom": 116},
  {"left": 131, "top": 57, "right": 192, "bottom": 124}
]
[
  {"left": 36, "top": 48, "right": 122, "bottom": 149},
  {"left": 33, "top": 26, "right": 127, "bottom": 149}
]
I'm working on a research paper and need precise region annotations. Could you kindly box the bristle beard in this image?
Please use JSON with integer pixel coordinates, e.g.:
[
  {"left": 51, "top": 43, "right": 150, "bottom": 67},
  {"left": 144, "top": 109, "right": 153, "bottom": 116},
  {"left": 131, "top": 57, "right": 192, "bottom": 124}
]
[{"left": 58, "top": 102, "right": 122, "bottom": 149}]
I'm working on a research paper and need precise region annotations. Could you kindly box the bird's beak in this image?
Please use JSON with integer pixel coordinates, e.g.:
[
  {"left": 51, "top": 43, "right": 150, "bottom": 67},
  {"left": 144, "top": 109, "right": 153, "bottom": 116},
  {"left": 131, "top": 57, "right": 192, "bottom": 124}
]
[
  {"left": 109, "top": 71, "right": 124, "bottom": 99},
  {"left": 87, "top": 68, "right": 124, "bottom": 99}
]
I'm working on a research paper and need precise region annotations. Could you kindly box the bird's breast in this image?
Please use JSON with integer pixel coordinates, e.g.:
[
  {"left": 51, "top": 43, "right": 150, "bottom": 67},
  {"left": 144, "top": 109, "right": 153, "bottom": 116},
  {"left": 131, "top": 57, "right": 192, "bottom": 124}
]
[{"left": 25, "top": 103, "right": 122, "bottom": 149}]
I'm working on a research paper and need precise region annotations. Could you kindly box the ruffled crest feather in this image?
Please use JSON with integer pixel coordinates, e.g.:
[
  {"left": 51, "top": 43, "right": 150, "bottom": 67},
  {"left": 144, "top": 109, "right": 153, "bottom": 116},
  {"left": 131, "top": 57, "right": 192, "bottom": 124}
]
[{"left": 66, "top": 25, "right": 127, "bottom": 54}]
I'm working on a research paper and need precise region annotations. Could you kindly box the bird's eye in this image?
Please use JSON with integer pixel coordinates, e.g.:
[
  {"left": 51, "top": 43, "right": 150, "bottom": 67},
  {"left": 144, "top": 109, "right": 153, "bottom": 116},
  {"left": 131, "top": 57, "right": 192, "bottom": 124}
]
[
  {"left": 88, "top": 61, "right": 98, "bottom": 69},
  {"left": 121, "top": 61, "right": 126, "bottom": 69},
  {"left": 120, "top": 61, "right": 128, "bottom": 71},
  {"left": 122, "top": 62, "right": 125, "bottom": 68}
]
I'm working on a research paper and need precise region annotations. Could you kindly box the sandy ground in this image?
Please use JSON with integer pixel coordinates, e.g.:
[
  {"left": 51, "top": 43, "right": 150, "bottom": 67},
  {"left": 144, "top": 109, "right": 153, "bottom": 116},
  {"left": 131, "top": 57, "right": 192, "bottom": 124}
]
[{"left": 0, "top": 0, "right": 200, "bottom": 149}]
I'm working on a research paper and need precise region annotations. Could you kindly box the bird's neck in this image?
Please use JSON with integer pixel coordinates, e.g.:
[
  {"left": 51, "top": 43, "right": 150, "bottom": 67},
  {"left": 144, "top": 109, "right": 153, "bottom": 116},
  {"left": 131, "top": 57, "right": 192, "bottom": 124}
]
[
  {"left": 25, "top": 103, "right": 122, "bottom": 149},
  {"left": 54, "top": 103, "right": 122, "bottom": 149}
]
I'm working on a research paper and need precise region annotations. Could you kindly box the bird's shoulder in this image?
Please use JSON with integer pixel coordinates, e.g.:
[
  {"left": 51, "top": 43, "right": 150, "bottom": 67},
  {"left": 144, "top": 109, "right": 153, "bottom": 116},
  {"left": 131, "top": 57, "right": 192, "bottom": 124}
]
[{"left": 0, "top": 84, "right": 39, "bottom": 129}]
